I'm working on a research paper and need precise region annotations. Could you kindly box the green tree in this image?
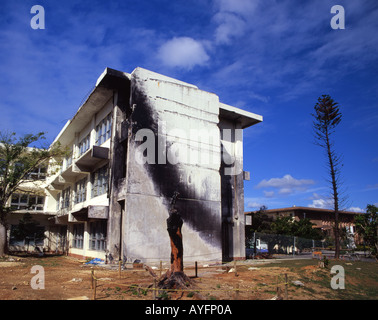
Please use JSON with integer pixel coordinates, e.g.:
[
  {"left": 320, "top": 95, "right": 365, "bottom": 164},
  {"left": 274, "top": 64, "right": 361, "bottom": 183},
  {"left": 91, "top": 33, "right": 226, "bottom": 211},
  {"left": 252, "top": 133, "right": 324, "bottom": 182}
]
[
  {"left": 312, "top": 95, "right": 345, "bottom": 259},
  {"left": 10, "top": 213, "right": 45, "bottom": 252},
  {"left": 355, "top": 204, "right": 378, "bottom": 260},
  {"left": 292, "top": 218, "right": 323, "bottom": 240},
  {"left": 0, "top": 131, "right": 66, "bottom": 256}
]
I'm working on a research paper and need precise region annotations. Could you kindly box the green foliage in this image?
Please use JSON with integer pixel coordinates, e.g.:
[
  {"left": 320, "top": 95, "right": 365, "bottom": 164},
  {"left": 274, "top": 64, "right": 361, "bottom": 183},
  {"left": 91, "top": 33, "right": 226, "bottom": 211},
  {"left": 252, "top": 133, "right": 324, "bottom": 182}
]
[
  {"left": 311, "top": 95, "right": 345, "bottom": 259},
  {"left": 0, "top": 131, "right": 67, "bottom": 220},
  {"left": 312, "top": 95, "right": 342, "bottom": 138},
  {"left": 10, "top": 213, "right": 45, "bottom": 250},
  {"left": 355, "top": 204, "right": 378, "bottom": 259}
]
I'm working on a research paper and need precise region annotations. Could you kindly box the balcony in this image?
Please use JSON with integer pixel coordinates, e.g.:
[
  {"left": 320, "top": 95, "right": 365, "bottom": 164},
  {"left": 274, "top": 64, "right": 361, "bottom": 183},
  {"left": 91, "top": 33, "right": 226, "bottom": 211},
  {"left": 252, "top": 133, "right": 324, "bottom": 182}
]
[
  {"left": 47, "top": 146, "right": 109, "bottom": 191},
  {"left": 75, "top": 146, "right": 109, "bottom": 173},
  {"left": 70, "top": 205, "right": 109, "bottom": 222}
]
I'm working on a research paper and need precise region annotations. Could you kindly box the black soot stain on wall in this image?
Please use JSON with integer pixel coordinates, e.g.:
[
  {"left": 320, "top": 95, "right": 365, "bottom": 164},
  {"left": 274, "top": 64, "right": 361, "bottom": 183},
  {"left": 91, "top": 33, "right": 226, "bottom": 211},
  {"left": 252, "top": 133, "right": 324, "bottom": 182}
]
[{"left": 130, "top": 79, "right": 221, "bottom": 248}]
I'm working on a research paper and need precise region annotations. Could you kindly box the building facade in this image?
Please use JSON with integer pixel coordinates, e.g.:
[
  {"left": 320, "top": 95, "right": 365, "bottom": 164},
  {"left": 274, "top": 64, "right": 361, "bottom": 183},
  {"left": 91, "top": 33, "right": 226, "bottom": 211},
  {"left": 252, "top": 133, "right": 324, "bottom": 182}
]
[
  {"left": 245, "top": 206, "right": 363, "bottom": 245},
  {"left": 7, "top": 67, "right": 262, "bottom": 263}
]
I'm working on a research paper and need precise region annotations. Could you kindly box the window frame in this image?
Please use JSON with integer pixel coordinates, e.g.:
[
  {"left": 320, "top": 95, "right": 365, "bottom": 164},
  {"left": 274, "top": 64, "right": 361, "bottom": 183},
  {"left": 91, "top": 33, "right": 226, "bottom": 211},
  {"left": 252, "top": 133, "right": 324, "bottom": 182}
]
[
  {"left": 72, "top": 224, "right": 84, "bottom": 249},
  {"left": 95, "top": 113, "right": 112, "bottom": 146},
  {"left": 89, "top": 220, "right": 107, "bottom": 251}
]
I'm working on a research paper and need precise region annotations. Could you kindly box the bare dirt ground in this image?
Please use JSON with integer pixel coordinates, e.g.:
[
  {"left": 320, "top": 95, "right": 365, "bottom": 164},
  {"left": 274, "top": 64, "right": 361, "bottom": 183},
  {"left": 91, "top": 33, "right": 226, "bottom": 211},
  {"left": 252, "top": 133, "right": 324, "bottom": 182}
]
[{"left": 0, "top": 254, "right": 377, "bottom": 300}]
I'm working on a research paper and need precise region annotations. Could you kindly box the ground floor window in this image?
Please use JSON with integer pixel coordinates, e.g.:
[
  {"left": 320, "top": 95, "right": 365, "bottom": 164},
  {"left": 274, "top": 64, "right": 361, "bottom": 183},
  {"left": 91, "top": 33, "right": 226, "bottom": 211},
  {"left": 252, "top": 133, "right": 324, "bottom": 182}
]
[
  {"left": 72, "top": 224, "right": 84, "bottom": 249},
  {"left": 89, "top": 220, "right": 107, "bottom": 251},
  {"left": 9, "top": 224, "right": 45, "bottom": 247}
]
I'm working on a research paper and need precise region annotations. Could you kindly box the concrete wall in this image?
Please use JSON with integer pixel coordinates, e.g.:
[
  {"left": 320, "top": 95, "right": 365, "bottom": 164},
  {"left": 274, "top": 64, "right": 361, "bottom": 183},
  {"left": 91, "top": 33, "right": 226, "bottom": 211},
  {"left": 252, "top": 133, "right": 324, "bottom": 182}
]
[
  {"left": 118, "top": 68, "right": 223, "bottom": 263},
  {"left": 219, "top": 118, "right": 245, "bottom": 260}
]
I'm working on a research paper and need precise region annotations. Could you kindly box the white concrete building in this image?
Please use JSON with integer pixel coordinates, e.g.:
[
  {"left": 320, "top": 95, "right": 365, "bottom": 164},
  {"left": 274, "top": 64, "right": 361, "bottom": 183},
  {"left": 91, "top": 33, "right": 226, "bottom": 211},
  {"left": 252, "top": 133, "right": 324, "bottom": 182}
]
[{"left": 8, "top": 67, "right": 262, "bottom": 263}]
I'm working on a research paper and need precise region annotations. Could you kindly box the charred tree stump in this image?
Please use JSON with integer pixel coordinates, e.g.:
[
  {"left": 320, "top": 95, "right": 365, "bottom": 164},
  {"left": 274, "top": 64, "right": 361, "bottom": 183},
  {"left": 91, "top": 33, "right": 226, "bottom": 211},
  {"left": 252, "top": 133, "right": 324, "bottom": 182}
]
[
  {"left": 157, "top": 192, "right": 193, "bottom": 297},
  {"left": 167, "top": 208, "right": 183, "bottom": 273}
]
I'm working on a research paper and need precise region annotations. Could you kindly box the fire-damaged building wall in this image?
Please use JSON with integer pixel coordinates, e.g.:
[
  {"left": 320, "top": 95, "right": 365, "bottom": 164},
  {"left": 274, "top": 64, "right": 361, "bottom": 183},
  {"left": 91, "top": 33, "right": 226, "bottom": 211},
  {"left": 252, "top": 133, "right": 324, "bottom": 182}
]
[
  {"left": 106, "top": 67, "right": 262, "bottom": 263},
  {"left": 43, "top": 66, "right": 262, "bottom": 263},
  {"left": 109, "top": 68, "right": 224, "bottom": 263}
]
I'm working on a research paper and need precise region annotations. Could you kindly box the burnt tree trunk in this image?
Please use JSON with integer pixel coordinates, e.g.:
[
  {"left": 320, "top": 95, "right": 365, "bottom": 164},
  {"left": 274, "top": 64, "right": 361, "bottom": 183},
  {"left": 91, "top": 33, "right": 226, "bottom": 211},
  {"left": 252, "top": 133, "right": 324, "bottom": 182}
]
[
  {"left": 167, "top": 209, "right": 184, "bottom": 273},
  {"left": 157, "top": 195, "right": 194, "bottom": 296}
]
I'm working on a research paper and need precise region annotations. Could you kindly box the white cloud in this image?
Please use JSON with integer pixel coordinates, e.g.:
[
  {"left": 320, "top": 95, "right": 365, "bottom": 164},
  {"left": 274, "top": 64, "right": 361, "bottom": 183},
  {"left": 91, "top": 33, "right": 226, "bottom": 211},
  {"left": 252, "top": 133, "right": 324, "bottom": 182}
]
[
  {"left": 308, "top": 198, "right": 334, "bottom": 209},
  {"left": 157, "top": 37, "right": 210, "bottom": 70},
  {"left": 263, "top": 190, "right": 275, "bottom": 198},
  {"left": 212, "top": 0, "right": 258, "bottom": 44},
  {"left": 348, "top": 207, "right": 364, "bottom": 213},
  {"left": 247, "top": 201, "right": 264, "bottom": 209},
  {"left": 256, "top": 174, "right": 315, "bottom": 196},
  {"left": 214, "top": 12, "right": 246, "bottom": 44}
]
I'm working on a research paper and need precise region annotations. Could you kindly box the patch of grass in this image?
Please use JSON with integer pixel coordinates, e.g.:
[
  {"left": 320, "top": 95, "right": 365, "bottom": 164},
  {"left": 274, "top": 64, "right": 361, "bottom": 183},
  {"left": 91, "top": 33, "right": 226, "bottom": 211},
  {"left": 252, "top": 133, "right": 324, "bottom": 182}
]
[{"left": 257, "top": 259, "right": 378, "bottom": 299}]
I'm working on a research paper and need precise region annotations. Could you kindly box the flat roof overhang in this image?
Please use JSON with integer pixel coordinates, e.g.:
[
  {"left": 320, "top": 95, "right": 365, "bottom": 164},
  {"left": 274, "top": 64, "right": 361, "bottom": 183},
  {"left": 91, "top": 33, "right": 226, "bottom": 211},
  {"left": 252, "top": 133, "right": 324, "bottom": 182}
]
[
  {"left": 219, "top": 103, "right": 263, "bottom": 129},
  {"left": 51, "top": 68, "right": 130, "bottom": 147},
  {"left": 75, "top": 146, "right": 109, "bottom": 172},
  {"left": 70, "top": 205, "right": 109, "bottom": 222}
]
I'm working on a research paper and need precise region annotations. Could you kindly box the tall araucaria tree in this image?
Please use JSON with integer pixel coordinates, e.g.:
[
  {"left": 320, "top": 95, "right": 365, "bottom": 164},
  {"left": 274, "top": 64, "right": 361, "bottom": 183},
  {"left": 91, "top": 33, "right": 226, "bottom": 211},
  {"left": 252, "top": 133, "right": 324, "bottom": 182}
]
[
  {"left": 0, "top": 131, "right": 66, "bottom": 257},
  {"left": 312, "top": 95, "right": 346, "bottom": 259}
]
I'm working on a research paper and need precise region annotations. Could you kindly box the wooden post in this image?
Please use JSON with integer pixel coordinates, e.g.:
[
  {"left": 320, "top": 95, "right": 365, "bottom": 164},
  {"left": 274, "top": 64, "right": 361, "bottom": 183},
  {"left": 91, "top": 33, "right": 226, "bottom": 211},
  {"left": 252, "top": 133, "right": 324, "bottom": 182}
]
[
  {"left": 195, "top": 261, "right": 198, "bottom": 278},
  {"left": 91, "top": 269, "right": 94, "bottom": 289},
  {"left": 284, "top": 274, "right": 288, "bottom": 300},
  {"left": 235, "top": 283, "right": 239, "bottom": 300},
  {"left": 119, "top": 259, "right": 122, "bottom": 278},
  {"left": 153, "top": 279, "right": 157, "bottom": 300},
  {"left": 276, "top": 275, "right": 279, "bottom": 295},
  {"left": 234, "top": 260, "right": 237, "bottom": 277},
  {"left": 93, "top": 278, "right": 97, "bottom": 300},
  {"left": 159, "top": 260, "right": 163, "bottom": 278}
]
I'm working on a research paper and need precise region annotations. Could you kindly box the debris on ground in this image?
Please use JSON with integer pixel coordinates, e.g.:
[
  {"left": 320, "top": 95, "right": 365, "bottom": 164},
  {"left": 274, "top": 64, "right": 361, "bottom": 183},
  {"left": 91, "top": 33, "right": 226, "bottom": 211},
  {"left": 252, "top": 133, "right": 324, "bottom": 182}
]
[
  {"left": 85, "top": 258, "right": 104, "bottom": 265},
  {"left": 292, "top": 280, "right": 305, "bottom": 287}
]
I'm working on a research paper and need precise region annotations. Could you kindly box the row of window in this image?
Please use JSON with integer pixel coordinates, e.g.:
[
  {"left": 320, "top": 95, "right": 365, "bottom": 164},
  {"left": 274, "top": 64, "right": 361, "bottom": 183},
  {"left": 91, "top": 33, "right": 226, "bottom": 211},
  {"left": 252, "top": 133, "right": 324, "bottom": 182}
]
[
  {"left": 61, "top": 112, "right": 112, "bottom": 171},
  {"left": 0, "top": 163, "right": 47, "bottom": 181},
  {"left": 56, "top": 165, "right": 109, "bottom": 211},
  {"left": 77, "top": 112, "right": 112, "bottom": 158},
  {"left": 11, "top": 194, "right": 45, "bottom": 211},
  {"left": 72, "top": 221, "right": 107, "bottom": 251},
  {"left": 9, "top": 221, "right": 107, "bottom": 252}
]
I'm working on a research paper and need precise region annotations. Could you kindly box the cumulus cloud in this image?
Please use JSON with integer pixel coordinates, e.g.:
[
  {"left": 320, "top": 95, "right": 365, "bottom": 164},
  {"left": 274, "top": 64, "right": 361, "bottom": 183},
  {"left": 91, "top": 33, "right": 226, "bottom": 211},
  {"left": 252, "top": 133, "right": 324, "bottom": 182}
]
[
  {"left": 256, "top": 174, "right": 315, "bottom": 196},
  {"left": 157, "top": 37, "right": 210, "bottom": 70},
  {"left": 308, "top": 198, "right": 334, "bottom": 209}
]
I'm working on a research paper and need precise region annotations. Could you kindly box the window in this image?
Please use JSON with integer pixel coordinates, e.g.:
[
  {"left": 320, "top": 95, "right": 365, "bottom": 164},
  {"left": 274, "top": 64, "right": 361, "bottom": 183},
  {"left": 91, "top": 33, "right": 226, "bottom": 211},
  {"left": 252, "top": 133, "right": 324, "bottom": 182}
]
[
  {"left": 28, "top": 195, "right": 44, "bottom": 211},
  {"left": 26, "top": 166, "right": 47, "bottom": 180},
  {"left": 95, "top": 113, "right": 112, "bottom": 146},
  {"left": 91, "top": 165, "right": 108, "bottom": 198},
  {"left": 72, "top": 224, "right": 84, "bottom": 249},
  {"left": 78, "top": 134, "right": 90, "bottom": 156},
  {"left": 11, "top": 194, "right": 28, "bottom": 210},
  {"left": 11, "top": 194, "right": 44, "bottom": 211},
  {"left": 64, "top": 149, "right": 73, "bottom": 169},
  {"left": 61, "top": 187, "right": 71, "bottom": 209},
  {"left": 75, "top": 177, "right": 87, "bottom": 204},
  {"left": 89, "top": 221, "right": 107, "bottom": 251},
  {"left": 9, "top": 225, "right": 45, "bottom": 247},
  {"left": 56, "top": 193, "right": 61, "bottom": 211}
]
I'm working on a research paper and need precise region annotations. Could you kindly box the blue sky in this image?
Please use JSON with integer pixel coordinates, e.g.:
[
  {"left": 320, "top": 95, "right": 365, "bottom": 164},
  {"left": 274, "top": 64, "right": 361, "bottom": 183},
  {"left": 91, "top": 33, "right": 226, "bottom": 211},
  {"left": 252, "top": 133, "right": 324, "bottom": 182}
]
[{"left": 1, "top": 0, "right": 377, "bottom": 212}]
